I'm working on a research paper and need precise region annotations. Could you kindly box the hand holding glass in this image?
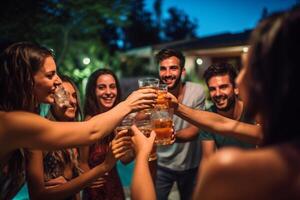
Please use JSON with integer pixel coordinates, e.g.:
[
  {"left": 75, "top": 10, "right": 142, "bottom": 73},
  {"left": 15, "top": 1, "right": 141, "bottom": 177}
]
[{"left": 135, "top": 120, "right": 157, "bottom": 161}]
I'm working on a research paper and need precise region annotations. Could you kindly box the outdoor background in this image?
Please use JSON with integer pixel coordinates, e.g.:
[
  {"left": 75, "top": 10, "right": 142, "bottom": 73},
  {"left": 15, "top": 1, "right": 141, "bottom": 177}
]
[
  {"left": 1, "top": 0, "right": 299, "bottom": 99},
  {"left": 1, "top": 0, "right": 299, "bottom": 199}
]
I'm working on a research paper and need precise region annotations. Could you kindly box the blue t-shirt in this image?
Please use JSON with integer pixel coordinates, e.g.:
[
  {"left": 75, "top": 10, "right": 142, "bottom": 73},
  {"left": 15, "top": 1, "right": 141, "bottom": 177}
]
[{"left": 199, "top": 105, "right": 255, "bottom": 149}]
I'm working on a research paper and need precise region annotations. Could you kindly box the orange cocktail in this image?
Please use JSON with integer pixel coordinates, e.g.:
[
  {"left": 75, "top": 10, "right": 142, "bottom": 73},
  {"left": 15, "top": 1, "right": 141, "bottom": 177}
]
[{"left": 152, "top": 118, "right": 173, "bottom": 145}]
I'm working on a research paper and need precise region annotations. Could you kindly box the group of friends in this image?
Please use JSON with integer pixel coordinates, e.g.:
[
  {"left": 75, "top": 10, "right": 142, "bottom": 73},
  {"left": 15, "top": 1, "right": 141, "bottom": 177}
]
[{"left": 1, "top": 6, "right": 300, "bottom": 200}]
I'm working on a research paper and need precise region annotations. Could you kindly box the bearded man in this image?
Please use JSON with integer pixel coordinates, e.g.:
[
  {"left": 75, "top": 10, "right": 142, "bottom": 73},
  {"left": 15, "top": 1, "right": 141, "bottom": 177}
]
[
  {"left": 200, "top": 63, "right": 255, "bottom": 166},
  {"left": 155, "top": 49, "right": 206, "bottom": 200}
]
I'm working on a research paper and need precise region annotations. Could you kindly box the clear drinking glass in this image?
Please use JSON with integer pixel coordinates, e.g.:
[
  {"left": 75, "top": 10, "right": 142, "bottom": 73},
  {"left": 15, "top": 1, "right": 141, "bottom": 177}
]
[
  {"left": 151, "top": 108, "right": 174, "bottom": 145},
  {"left": 138, "top": 77, "right": 159, "bottom": 89},
  {"left": 135, "top": 119, "right": 157, "bottom": 161},
  {"left": 114, "top": 116, "right": 135, "bottom": 159},
  {"left": 137, "top": 77, "right": 159, "bottom": 115},
  {"left": 156, "top": 83, "right": 168, "bottom": 109},
  {"left": 114, "top": 117, "right": 134, "bottom": 137},
  {"left": 54, "top": 85, "right": 71, "bottom": 108}
]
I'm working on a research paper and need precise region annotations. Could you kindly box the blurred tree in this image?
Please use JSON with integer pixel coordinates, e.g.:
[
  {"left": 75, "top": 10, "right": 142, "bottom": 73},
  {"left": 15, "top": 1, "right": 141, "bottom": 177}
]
[
  {"left": 118, "top": 0, "right": 198, "bottom": 78},
  {"left": 0, "top": 0, "right": 199, "bottom": 80},
  {"left": 121, "top": 0, "right": 161, "bottom": 49},
  {"left": 163, "top": 7, "right": 198, "bottom": 41},
  {"left": 154, "top": 0, "right": 163, "bottom": 36},
  {"left": 0, "top": 0, "right": 131, "bottom": 85},
  {"left": 259, "top": 7, "right": 269, "bottom": 21}
]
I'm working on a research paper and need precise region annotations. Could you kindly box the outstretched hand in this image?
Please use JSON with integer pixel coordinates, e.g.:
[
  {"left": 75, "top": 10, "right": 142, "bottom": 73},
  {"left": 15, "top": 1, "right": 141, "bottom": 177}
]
[
  {"left": 131, "top": 125, "right": 156, "bottom": 159},
  {"left": 124, "top": 88, "right": 157, "bottom": 112}
]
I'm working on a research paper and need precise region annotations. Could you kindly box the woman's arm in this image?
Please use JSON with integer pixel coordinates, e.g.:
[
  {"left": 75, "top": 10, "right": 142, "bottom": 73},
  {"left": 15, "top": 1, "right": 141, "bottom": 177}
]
[
  {"left": 130, "top": 125, "right": 156, "bottom": 200},
  {"left": 26, "top": 147, "right": 117, "bottom": 199},
  {"left": 78, "top": 145, "right": 107, "bottom": 189},
  {"left": 1, "top": 88, "right": 157, "bottom": 154},
  {"left": 78, "top": 145, "right": 91, "bottom": 173}
]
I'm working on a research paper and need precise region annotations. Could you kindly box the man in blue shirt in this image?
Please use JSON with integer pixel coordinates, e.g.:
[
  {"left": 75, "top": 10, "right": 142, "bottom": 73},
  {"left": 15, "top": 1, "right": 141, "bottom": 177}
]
[{"left": 200, "top": 63, "right": 255, "bottom": 165}]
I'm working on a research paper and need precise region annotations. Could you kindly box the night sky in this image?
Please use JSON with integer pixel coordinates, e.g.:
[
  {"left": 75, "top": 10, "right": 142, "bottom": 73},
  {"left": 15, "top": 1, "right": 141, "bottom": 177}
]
[{"left": 145, "top": 0, "right": 297, "bottom": 36}]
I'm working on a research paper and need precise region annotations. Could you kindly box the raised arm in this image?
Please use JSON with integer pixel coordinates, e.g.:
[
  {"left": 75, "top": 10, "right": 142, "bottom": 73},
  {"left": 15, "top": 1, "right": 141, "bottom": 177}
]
[
  {"left": 175, "top": 103, "right": 262, "bottom": 145},
  {"left": 130, "top": 125, "right": 156, "bottom": 200},
  {"left": 0, "top": 88, "right": 157, "bottom": 155},
  {"left": 174, "top": 85, "right": 205, "bottom": 142}
]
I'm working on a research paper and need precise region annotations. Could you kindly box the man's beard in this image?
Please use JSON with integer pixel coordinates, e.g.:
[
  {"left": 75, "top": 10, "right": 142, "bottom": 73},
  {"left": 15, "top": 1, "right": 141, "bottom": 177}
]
[
  {"left": 168, "top": 75, "right": 182, "bottom": 90},
  {"left": 160, "top": 72, "right": 182, "bottom": 91},
  {"left": 215, "top": 95, "right": 236, "bottom": 112}
]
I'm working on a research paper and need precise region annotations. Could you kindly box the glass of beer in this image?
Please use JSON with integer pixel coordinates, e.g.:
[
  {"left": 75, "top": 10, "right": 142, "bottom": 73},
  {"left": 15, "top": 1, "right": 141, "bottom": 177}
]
[
  {"left": 135, "top": 120, "right": 157, "bottom": 161},
  {"left": 151, "top": 108, "right": 173, "bottom": 145},
  {"left": 114, "top": 116, "right": 135, "bottom": 159},
  {"left": 114, "top": 117, "right": 134, "bottom": 137},
  {"left": 138, "top": 77, "right": 159, "bottom": 115},
  {"left": 138, "top": 77, "right": 159, "bottom": 89},
  {"left": 156, "top": 83, "right": 168, "bottom": 109}
]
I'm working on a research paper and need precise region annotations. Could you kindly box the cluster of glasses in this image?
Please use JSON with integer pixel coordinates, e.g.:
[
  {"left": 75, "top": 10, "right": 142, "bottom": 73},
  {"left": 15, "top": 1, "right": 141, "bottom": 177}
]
[
  {"left": 137, "top": 77, "right": 174, "bottom": 146},
  {"left": 114, "top": 78, "right": 174, "bottom": 161}
]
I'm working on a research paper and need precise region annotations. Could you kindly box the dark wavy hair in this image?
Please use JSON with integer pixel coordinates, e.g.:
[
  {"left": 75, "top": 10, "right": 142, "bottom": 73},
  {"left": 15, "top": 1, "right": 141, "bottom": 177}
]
[
  {"left": 84, "top": 68, "right": 121, "bottom": 117},
  {"left": 155, "top": 48, "right": 185, "bottom": 69},
  {"left": 203, "top": 62, "right": 238, "bottom": 87},
  {"left": 246, "top": 7, "right": 300, "bottom": 145},
  {"left": 0, "top": 41, "right": 53, "bottom": 112}
]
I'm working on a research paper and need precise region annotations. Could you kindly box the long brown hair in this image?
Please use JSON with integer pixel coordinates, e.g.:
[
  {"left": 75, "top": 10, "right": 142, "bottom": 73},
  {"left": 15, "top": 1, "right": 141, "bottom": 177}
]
[
  {"left": 246, "top": 7, "right": 300, "bottom": 145},
  {"left": 0, "top": 42, "right": 53, "bottom": 200},
  {"left": 0, "top": 41, "right": 53, "bottom": 112}
]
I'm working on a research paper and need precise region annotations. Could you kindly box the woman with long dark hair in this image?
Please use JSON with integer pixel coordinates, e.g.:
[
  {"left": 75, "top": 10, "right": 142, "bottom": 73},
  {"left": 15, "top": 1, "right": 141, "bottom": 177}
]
[
  {"left": 80, "top": 69, "right": 134, "bottom": 200},
  {"left": 0, "top": 42, "right": 156, "bottom": 199}
]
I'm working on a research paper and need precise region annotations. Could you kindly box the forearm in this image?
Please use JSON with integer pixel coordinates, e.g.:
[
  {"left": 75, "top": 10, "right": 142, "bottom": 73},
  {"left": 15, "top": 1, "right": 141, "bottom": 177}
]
[
  {"left": 32, "top": 162, "right": 112, "bottom": 200},
  {"left": 88, "top": 102, "right": 131, "bottom": 142},
  {"left": 43, "top": 102, "right": 132, "bottom": 149},
  {"left": 78, "top": 162, "right": 91, "bottom": 173},
  {"left": 131, "top": 154, "right": 156, "bottom": 200},
  {"left": 175, "top": 104, "right": 262, "bottom": 145}
]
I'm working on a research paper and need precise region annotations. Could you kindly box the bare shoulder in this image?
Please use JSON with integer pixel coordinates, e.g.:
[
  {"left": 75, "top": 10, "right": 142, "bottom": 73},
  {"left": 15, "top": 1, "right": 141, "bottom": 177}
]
[
  {"left": 196, "top": 147, "right": 299, "bottom": 200},
  {"left": 204, "top": 147, "right": 291, "bottom": 181},
  {"left": 0, "top": 111, "right": 17, "bottom": 154}
]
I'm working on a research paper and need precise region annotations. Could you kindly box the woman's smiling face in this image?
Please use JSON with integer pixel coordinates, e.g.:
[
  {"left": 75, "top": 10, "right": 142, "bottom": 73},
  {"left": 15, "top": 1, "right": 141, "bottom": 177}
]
[{"left": 95, "top": 74, "right": 118, "bottom": 111}]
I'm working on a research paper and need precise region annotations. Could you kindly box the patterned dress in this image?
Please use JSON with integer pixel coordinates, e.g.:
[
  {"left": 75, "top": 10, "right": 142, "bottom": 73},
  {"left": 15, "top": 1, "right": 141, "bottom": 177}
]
[
  {"left": 42, "top": 111, "right": 80, "bottom": 200},
  {"left": 43, "top": 149, "right": 80, "bottom": 200},
  {"left": 83, "top": 134, "right": 125, "bottom": 200}
]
